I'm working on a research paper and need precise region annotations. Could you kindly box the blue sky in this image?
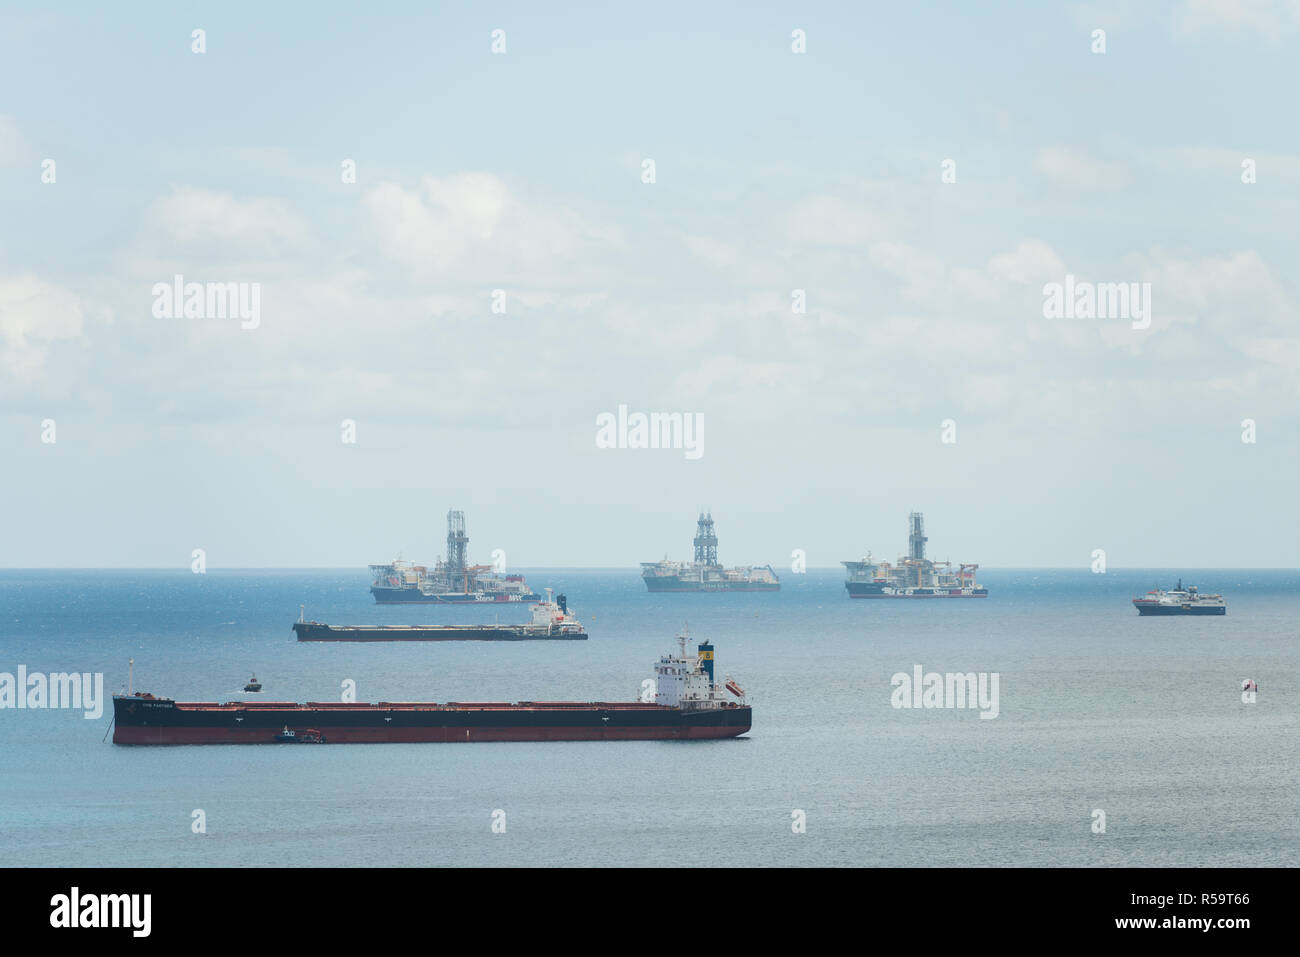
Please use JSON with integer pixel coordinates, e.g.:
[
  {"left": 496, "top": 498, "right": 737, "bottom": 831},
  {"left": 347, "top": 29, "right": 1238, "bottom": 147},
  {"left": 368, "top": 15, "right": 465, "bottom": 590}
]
[{"left": 2, "top": 1, "right": 1299, "bottom": 567}]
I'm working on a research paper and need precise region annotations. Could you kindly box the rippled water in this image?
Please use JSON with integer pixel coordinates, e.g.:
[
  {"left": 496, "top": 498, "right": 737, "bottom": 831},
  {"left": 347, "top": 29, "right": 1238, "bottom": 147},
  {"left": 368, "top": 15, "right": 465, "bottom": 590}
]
[{"left": 1, "top": 567, "right": 1295, "bottom": 866}]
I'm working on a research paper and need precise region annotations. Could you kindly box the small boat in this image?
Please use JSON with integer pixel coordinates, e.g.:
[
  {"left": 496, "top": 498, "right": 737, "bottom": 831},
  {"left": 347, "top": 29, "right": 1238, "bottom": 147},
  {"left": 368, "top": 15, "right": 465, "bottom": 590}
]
[
  {"left": 274, "top": 726, "right": 324, "bottom": 744},
  {"left": 244, "top": 674, "right": 262, "bottom": 692}
]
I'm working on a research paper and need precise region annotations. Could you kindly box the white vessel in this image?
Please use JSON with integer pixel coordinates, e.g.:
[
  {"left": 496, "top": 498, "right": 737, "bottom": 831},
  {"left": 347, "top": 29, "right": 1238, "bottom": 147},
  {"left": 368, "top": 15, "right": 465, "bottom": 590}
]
[{"left": 1132, "top": 580, "right": 1226, "bottom": 616}]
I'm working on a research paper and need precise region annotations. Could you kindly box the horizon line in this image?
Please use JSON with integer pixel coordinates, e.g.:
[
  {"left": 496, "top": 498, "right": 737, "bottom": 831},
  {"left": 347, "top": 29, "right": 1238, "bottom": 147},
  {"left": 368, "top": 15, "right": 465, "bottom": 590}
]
[{"left": 0, "top": 566, "right": 1289, "bottom": 573}]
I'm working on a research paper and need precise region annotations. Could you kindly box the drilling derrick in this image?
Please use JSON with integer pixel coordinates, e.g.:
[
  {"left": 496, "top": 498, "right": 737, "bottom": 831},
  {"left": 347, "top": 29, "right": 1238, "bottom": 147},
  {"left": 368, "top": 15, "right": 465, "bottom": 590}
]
[
  {"left": 694, "top": 512, "right": 719, "bottom": 566},
  {"left": 908, "top": 512, "right": 927, "bottom": 562},
  {"left": 446, "top": 510, "right": 469, "bottom": 578}
]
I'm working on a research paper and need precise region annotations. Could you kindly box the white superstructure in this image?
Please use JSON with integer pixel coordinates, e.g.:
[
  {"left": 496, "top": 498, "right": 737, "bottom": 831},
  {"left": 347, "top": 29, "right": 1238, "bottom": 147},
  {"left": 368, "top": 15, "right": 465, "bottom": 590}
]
[
  {"left": 653, "top": 633, "right": 745, "bottom": 711},
  {"left": 523, "top": 589, "right": 586, "bottom": 636}
]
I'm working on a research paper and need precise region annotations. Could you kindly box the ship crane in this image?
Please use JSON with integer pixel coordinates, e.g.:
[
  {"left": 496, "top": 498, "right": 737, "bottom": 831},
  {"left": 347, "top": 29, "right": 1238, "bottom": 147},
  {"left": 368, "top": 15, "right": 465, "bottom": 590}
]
[{"left": 462, "top": 563, "right": 493, "bottom": 592}]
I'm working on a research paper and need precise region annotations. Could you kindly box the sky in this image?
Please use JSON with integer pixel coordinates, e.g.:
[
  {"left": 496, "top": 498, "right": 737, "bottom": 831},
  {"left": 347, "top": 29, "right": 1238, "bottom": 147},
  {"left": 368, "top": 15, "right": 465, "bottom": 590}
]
[{"left": 2, "top": 0, "right": 1299, "bottom": 569}]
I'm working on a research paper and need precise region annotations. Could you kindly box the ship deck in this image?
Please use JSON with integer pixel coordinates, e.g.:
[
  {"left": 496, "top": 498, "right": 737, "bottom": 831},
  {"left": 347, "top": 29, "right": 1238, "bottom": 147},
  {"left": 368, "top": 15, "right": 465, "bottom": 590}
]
[
  {"left": 302, "top": 624, "right": 540, "bottom": 630},
  {"left": 146, "top": 700, "right": 688, "bottom": 713}
]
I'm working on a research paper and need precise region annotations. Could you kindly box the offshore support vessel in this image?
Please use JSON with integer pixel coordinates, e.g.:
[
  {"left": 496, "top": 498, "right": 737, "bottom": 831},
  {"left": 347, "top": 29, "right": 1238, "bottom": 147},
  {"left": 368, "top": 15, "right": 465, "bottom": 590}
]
[
  {"left": 1132, "top": 580, "right": 1226, "bottom": 615},
  {"left": 640, "top": 513, "right": 780, "bottom": 592},
  {"left": 842, "top": 512, "right": 988, "bottom": 598},
  {"left": 111, "top": 637, "right": 749, "bottom": 744},
  {"left": 369, "top": 510, "right": 541, "bottom": 604},
  {"left": 294, "top": 591, "right": 587, "bottom": 641}
]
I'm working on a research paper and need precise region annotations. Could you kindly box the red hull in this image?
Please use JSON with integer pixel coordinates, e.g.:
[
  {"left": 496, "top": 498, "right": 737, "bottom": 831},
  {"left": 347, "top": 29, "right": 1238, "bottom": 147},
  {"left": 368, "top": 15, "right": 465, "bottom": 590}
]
[{"left": 113, "top": 724, "right": 747, "bottom": 744}]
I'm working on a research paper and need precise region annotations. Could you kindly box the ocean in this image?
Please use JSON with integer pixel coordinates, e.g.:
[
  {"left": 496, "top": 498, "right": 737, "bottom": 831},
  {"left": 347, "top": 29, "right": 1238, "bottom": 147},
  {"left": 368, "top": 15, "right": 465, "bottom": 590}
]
[{"left": 1, "top": 567, "right": 1295, "bottom": 867}]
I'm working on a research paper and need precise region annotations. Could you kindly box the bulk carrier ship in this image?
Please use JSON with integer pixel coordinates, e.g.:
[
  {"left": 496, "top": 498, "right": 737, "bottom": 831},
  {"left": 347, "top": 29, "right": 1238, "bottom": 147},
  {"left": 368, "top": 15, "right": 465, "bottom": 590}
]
[
  {"left": 294, "top": 591, "right": 587, "bottom": 641},
  {"left": 369, "top": 510, "right": 541, "bottom": 604},
  {"left": 842, "top": 512, "right": 987, "bottom": 598},
  {"left": 641, "top": 513, "right": 779, "bottom": 592},
  {"left": 111, "top": 637, "right": 749, "bottom": 744}
]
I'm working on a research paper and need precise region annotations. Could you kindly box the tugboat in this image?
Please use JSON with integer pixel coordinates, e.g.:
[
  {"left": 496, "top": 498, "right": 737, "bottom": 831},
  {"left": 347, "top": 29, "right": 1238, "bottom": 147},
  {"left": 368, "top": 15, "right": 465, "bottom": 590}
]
[
  {"left": 1132, "top": 579, "right": 1227, "bottom": 616},
  {"left": 274, "top": 726, "right": 325, "bottom": 744},
  {"left": 243, "top": 674, "right": 262, "bottom": 692}
]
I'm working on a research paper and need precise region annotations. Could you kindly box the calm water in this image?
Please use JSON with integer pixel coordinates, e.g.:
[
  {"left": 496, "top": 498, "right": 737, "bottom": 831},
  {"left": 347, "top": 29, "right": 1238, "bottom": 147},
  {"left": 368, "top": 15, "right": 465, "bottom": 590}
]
[{"left": 1, "top": 568, "right": 1296, "bottom": 867}]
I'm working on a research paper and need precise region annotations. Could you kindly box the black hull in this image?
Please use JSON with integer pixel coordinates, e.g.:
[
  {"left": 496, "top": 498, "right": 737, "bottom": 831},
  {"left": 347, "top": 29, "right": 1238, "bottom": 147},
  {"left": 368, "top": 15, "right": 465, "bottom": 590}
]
[{"left": 293, "top": 622, "right": 587, "bottom": 641}]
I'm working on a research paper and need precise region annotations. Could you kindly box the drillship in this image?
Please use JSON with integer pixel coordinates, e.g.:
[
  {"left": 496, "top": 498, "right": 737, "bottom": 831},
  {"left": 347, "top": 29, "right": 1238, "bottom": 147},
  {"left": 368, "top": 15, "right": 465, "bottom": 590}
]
[
  {"left": 842, "top": 512, "right": 987, "bottom": 598},
  {"left": 294, "top": 591, "right": 587, "bottom": 641},
  {"left": 640, "top": 513, "right": 780, "bottom": 592},
  {"left": 1132, "top": 580, "right": 1226, "bottom": 616},
  {"left": 111, "top": 637, "right": 749, "bottom": 743},
  {"left": 369, "top": 510, "right": 541, "bottom": 604}
]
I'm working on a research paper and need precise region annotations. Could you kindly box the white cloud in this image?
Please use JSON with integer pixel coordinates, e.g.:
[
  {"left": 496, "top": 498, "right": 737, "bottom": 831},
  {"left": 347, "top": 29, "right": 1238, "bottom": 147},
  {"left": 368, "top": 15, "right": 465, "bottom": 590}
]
[
  {"left": 867, "top": 241, "right": 946, "bottom": 288},
  {"left": 1174, "top": 0, "right": 1300, "bottom": 37},
  {"left": 1132, "top": 248, "right": 1293, "bottom": 334},
  {"left": 786, "top": 193, "right": 895, "bottom": 247},
  {"left": 1079, "top": 0, "right": 1300, "bottom": 41},
  {"left": 0, "top": 275, "right": 84, "bottom": 381},
  {"left": 682, "top": 234, "right": 741, "bottom": 270},
  {"left": 1033, "top": 146, "right": 1133, "bottom": 191},
  {"left": 0, "top": 114, "right": 27, "bottom": 168},
  {"left": 988, "top": 241, "right": 1067, "bottom": 285},
  {"left": 20, "top": 170, "right": 1299, "bottom": 448},
  {"left": 1067, "top": 1, "right": 1162, "bottom": 31},
  {"left": 362, "top": 174, "right": 506, "bottom": 273},
  {"left": 145, "top": 186, "right": 312, "bottom": 257},
  {"left": 361, "top": 173, "right": 620, "bottom": 283},
  {"left": 1172, "top": 145, "right": 1300, "bottom": 181}
]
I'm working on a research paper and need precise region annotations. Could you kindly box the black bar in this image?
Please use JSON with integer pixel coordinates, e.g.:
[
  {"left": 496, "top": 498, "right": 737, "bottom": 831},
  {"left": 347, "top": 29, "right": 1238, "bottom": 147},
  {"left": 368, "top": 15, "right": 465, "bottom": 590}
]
[{"left": 9, "top": 867, "right": 1282, "bottom": 941}]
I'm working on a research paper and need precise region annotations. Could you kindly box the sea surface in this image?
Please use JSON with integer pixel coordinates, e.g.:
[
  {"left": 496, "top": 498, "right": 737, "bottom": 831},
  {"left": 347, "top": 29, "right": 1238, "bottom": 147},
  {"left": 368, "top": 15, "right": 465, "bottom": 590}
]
[{"left": 1, "top": 568, "right": 1296, "bottom": 867}]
